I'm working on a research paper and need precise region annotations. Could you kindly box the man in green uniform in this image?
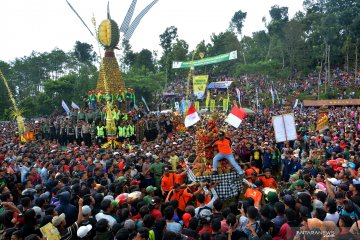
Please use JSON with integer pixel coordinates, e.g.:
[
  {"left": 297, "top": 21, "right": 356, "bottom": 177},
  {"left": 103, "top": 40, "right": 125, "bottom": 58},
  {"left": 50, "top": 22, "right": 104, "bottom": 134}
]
[{"left": 148, "top": 155, "right": 165, "bottom": 189}]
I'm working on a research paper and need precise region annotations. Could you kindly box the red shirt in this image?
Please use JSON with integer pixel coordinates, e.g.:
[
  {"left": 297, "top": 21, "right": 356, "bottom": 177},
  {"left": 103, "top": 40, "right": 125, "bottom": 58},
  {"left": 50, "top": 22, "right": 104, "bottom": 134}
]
[
  {"left": 199, "top": 227, "right": 212, "bottom": 234},
  {"left": 150, "top": 209, "right": 162, "bottom": 220}
]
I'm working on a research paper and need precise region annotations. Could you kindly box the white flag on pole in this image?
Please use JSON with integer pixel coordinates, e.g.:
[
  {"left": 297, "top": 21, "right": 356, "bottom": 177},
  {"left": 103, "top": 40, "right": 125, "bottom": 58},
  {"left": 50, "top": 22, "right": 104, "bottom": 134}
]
[
  {"left": 62, "top": 100, "right": 70, "bottom": 115},
  {"left": 141, "top": 96, "right": 150, "bottom": 112},
  {"left": 71, "top": 101, "right": 80, "bottom": 110},
  {"left": 293, "top": 99, "right": 299, "bottom": 109},
  {"left": 235, "top": 88, "right": 241, "bottom": 105},
  {"left": 270, "top": 87, "right": 275, "bottom": 105}
]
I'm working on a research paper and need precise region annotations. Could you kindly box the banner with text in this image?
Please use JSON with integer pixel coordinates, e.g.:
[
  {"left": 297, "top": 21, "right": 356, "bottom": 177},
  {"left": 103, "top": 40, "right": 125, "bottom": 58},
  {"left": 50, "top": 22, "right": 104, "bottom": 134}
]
[
  {"left": 193, "top": 75, "right": 208, "bottom": 99},
  {"left": 172, "top": 51, "right": 238, "bottom": 69}
]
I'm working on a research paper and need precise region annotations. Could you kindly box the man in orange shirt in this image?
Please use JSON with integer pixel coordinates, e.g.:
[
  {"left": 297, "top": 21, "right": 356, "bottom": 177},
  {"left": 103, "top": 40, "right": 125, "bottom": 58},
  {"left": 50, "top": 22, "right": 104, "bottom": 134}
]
[
  {"left": 259, "top": 168, "right": 277, "bottom": 189},
  {"left": 206, "top": 131, "right": 244, "bottom": 176},
  {"left": 161, "top": 167, "right": 174, "bottom": 198},
  {"left": 244, "top": 180, "right": 263, "bottom": 208},
  {"left": 172, "top": 165, "right": 187, "bottom": 185}
]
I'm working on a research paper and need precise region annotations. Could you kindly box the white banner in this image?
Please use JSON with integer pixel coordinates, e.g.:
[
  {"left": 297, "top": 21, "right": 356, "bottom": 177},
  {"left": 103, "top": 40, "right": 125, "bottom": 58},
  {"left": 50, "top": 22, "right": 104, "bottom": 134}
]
[{"left": 272, "top": 114, "right": 297, "bottom": 143}]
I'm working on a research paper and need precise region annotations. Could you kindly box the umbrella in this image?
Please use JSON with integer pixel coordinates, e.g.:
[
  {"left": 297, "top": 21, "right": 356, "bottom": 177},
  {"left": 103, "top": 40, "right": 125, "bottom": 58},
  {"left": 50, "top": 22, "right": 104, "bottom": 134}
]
[{"left": 242, "top": 108, "right": 255, "bottom": 114}]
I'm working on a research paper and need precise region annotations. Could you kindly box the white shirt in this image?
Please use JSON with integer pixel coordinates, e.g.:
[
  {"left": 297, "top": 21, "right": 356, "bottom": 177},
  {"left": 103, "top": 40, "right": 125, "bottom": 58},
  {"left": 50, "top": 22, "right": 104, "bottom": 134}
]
[
  {"left": 194, "top": 188, "right": 219, "bottom": 216},
  {"left": 95, "top": 212, "right": 117, "bottom": 227},
  {"left": 324, "top": 212, "right": 339, "bottom": 224}
]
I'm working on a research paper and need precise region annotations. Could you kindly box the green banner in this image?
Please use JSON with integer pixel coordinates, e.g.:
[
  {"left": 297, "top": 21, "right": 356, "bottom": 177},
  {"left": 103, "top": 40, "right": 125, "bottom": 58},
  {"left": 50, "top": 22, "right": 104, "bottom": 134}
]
[{"left": 172, "top": 51, "right": 238, "bottom": 69}]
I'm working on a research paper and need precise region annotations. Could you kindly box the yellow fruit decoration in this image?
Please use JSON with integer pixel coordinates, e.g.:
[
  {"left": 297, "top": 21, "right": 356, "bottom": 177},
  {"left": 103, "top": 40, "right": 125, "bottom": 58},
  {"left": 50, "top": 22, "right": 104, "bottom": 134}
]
[{"left": 98, "top": 19, "right": 120, "bottom": 49}]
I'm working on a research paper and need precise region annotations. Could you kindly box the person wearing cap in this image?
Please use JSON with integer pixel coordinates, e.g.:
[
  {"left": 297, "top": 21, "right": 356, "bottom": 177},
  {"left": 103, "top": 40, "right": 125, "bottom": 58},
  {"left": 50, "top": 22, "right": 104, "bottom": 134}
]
[
  {"left": 79, "top": 205, "right": 95, "bottom": 232},
  {"left": 287, "top": 174, "right": 299, "bottom": 191},
  {"left": 149, "top": 196, "right": 162, "bottom": 220},
  {"left": 304, "top": 160, "right": 317, "bottom": 178},
  {"left": 143, "top": 185, "right": 157, "bottom": 204},
  {"left": 160, "top": 167, "right": 174, "bottom": 199},
  {"left": 52, "top": 197, "right": 83, "bottom": 239},
  {"left": 294, "top": 180, "right": 310, "bottom": 196},
  {"left": 77, "top": 224, "right": 93, "bottom": 239},
  {"left": 206, "top": 131, "right": 244, "bottom": 176},
  {"left": 147, "top": 155, "right": 165, "bottom": 189}
]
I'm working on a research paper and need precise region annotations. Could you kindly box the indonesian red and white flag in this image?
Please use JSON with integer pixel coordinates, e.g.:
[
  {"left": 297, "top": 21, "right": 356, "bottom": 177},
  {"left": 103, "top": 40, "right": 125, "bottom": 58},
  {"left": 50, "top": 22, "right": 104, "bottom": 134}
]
[
  {"left": 225, "top": 105, "right": 246, "bottom": 128},
  {"left": 184, "top": 103, "right": 200, "bottom": 127}
]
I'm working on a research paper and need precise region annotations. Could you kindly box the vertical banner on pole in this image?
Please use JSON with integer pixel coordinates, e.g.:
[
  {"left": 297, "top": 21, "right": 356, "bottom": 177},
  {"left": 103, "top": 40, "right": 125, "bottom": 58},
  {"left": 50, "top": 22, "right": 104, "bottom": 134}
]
[
  {"left": 210, "top": 99, "right": 216, "bottom": 112},
  {"left": 223, "top": 98, "right": 228, "bottom": 111},
  {"left": 193, "top": 75, "right": 209, "bottom": 99},
  {"left": 194, "top": 101, "right": 200, "bottom": 111},
  {"left": 205, "top": 91, "right": 210, "bottom": 109}
]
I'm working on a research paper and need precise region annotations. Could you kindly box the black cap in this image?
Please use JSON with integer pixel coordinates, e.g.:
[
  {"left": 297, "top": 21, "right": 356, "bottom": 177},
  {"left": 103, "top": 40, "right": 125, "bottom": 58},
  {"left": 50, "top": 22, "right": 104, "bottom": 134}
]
[
  {"left": 218, "top": 131, "right": 225, "bottom": 136},
  {"left": 150, "top": 196, "right": 161, "bottom": 205}
]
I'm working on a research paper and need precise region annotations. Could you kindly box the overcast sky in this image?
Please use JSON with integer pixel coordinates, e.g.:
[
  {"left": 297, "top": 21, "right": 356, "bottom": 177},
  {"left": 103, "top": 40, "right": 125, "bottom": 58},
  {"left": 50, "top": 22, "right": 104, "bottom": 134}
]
[{"left": 0, "top": 0, "right": 304, "bottom": 62}]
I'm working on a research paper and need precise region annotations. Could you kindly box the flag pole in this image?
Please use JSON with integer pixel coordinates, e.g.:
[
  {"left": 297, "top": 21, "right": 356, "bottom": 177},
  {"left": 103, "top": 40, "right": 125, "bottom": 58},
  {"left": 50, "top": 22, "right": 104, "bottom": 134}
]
[{"left": 185, "top": 47, "right": 199, "bottom": 117}]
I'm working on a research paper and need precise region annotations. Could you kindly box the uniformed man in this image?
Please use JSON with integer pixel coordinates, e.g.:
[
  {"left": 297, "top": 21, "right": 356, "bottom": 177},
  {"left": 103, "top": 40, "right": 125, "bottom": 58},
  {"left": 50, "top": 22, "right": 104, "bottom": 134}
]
[
  {"left": 96, "top": 123, "right": 105, "bottom": 145},
  {"left": 117, "top": 124, "right": 125, "bottom": 143},
  {"left": 81, "top": 121, "right": 92, "bottom": 147},
  {"left": 75, "top": 122, "right": 83, "bottom": 145},
  {"left": 66, "top": 122, "right": 76, "bottom": 144},
  {"left": 59, "top": 123, "right": 67, "bottom": 146}
]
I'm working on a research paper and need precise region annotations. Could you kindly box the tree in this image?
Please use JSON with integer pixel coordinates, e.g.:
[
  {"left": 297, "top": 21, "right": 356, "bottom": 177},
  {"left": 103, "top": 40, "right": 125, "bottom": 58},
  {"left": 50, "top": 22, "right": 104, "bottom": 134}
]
[
  {"left": 207, "top": 31, "right": 241, "bottom": 75},
  {"left": 159, "top": 26, "right": 178, "bottom": 55},
  {"left": 171, "top": 39, "right": 189, "bottom": 78},
  {"left": 230, "top": 10, "right": 247, "bottom": 35},
  {"left": 74, "top": 41, "right": 97, "bottom": 64},
  {"left": 159, "top": 26, "right": 178, "bottom": 83},
  {"left": 124, "top": 67, "right": 166, "bottom": 107},
  {"left": 121, "top": 39, "right": 136, "bottom": 71},
  {"left": 133, "top": 49, "right": 155, "bottom": 72},
  {"left": 0, "top": 61, "right": 14, "bottom": 118}
]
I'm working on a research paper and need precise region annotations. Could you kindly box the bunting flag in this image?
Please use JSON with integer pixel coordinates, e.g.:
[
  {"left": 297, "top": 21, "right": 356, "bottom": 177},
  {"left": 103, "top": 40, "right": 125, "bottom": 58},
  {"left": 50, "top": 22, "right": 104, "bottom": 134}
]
[
  {"left": 123, "top": 0, "right": 159, "bottom": 40},
  {"left": 120, "top": 0, "right": 137, "bottom": 33},
  {"left": 65, "top": 0, "right": 95, "bottom": 38},
  {"left": 141, "top": 96, "right": 150, "bottom": 112},
  {"left": 270, "top": 87, "right": 275, "bottom": 105},
  {"left": 205, "top": 91, "right": 210, "bottom": 109},
  {"left": 316, "top": 111, "right": 329, "bottom": 132},
  {"left": 293, "top": 99, "right": 299, "bottom": 109},
  {"left": 184, "top": 103, "right": 200, "bottom": 127},
  {"left": 62, "top": 100, "right": 70, "bottom": 115},
  {"left": 71, "top": 101, "right": 80, "bottom": 110},
  {"left": 225, "top": 105, "right": 246, "bottom": 128}
]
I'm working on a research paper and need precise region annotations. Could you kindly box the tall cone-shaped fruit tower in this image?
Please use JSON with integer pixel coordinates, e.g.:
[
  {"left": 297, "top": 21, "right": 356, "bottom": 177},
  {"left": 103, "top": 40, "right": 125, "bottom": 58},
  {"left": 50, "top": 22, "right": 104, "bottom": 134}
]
[
  {"left": 96, "top": 19, "right": 125, "bottom": 93},
  {"left": 95, "top": 17, "right": 124, "bottom": 148}
]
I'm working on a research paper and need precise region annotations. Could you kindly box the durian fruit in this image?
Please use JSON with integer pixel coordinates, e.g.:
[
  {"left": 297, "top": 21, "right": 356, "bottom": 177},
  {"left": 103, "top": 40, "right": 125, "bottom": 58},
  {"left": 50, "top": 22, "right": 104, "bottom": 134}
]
[{"left": 98, "top": 19, "right": 120, "bottom": 49}]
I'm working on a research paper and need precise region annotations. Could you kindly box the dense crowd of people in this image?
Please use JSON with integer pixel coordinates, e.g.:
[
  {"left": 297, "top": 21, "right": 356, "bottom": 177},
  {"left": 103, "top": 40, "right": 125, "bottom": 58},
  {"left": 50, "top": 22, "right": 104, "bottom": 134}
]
[
  {"left": 159, "top": 70, "right": 360, "bottom": 111},
  {"left": 1, "top": 71, "right": 360, "bottom": 240}
]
